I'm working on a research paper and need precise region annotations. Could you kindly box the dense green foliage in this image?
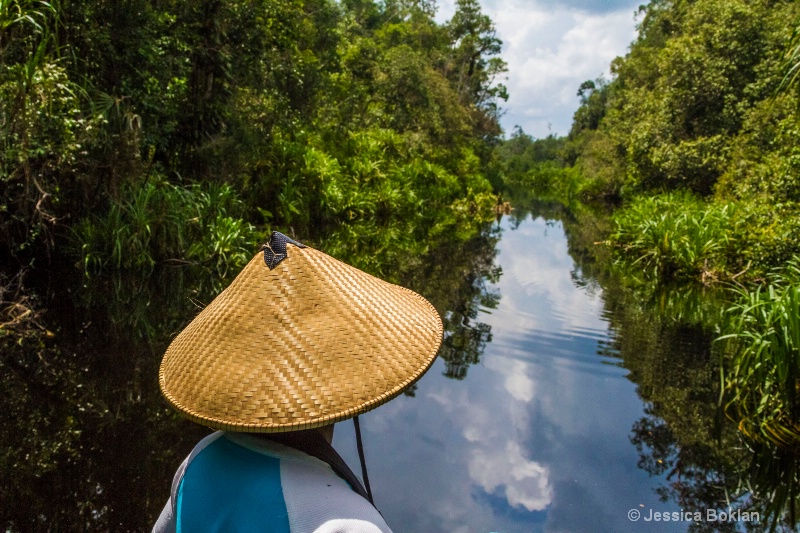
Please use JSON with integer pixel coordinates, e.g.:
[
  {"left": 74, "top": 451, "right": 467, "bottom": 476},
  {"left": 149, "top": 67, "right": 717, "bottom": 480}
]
[
  {"left": 491, "top": 0, "right": 795, "bottom": 203},
  {"left": 609, "top": 192, "right": 735, "bottom": 281},
  {"left": 493, "top": 127, "right": 583, "bottom": 206},
  {"left": 1, "top": 0, "right": 507, "bottom": 276},
  {"left": 573, "top": 0, "right": 800, "bottom": 201},
  {"left": 74, "top": 181, "right": 257, "bottom": 277},
  {"left": 720, "top": 260, "right": 800, "bottom": 449}
]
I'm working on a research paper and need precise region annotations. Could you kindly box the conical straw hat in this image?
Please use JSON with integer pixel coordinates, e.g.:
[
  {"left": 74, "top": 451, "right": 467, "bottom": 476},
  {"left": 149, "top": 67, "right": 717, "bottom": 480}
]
[{"left": 159, "top": 232, "right": 443, "bottom": 433}]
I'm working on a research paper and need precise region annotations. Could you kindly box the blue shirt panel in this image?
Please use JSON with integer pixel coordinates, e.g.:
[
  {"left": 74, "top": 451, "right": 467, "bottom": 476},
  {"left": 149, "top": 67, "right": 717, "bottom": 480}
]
[{"left": 176, "top": 436, "right": 291, "bottom": 533}]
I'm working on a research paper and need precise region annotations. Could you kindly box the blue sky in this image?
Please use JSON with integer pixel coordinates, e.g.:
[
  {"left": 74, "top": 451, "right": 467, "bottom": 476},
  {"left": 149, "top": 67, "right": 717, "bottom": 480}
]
[{"left": 436, "top": 0, "right": 642, "bottom": 139}]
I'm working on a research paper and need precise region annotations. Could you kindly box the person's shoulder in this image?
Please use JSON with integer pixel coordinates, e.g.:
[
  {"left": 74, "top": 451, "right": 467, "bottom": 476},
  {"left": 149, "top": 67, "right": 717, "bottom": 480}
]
[{"left": 280, "top": 459, "right": 393, "bottom": 533}]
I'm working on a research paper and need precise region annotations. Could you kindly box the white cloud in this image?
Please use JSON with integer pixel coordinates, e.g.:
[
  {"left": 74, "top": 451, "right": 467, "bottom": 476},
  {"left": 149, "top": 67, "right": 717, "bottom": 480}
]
[
  {"left": 468, "top": 440, "right": 553, "bottom": 511},
  {"left": 485, "top": 355, "right": 535, "bottom": 402},
  {"left": 495, "top": 6, "right": 638, "bottom": 137},
  {"left": 488, "top": 219, "right": 607, "bottom": 336},
  {"left": 436, "top": 0, "right": 640, "bottom": 138}
]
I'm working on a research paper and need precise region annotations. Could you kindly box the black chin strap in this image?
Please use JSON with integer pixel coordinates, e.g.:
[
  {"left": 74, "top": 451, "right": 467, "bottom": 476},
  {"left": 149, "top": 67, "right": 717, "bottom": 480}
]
[{"left": 353, "top": 415, "right": 374, "bottom": 505}]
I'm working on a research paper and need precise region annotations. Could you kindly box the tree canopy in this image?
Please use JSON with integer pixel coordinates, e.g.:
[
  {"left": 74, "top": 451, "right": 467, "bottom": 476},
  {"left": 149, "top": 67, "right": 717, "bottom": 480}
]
[
  {"left": 569, "top": 0, "right": 800, "bottom": 201},
  {"left": 0, "top": 0, "right": 508, "bottom": 272}
]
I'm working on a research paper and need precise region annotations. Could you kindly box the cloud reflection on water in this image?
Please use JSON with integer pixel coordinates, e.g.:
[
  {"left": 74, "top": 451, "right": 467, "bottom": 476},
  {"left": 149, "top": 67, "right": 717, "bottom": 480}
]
[
  {"left": 469, "top": 440, "right": 553, "bottom": 512},
  {"left": 334, "top": 214, "right": 681, "bottom": 532}
]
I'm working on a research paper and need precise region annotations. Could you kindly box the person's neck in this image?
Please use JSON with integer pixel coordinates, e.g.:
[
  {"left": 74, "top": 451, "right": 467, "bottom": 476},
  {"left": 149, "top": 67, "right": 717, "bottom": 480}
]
[{"left": 253, "top": 425, "right": 335, "bottom": 446}]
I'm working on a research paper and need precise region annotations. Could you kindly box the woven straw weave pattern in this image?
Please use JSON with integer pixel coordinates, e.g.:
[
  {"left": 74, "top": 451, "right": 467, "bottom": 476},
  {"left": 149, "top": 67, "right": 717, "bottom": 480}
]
[{"left": 159, "top": 245, "right": 443, "bottom": 432}]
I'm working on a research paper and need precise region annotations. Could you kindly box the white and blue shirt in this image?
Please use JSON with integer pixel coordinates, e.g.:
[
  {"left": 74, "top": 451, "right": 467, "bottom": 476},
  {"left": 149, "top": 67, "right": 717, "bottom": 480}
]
[{"left": 152, "top": 432, "right": 393, "bottom": 533}]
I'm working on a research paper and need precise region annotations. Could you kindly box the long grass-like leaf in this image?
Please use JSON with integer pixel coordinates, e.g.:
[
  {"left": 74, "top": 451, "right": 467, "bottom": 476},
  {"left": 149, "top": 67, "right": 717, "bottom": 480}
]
[{"left": 720, "top": 260, "right": 800, "bottom": 448}]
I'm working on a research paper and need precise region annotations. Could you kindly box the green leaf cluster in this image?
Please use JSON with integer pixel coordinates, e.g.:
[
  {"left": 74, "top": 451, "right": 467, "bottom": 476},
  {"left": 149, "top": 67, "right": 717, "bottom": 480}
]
[
  {"left": 493, "top": 127, "right": 591, "bottom": 209},
  {"left": 570, "top": 0, "right": 800, "bottom": 201},
  {"left": 720, "top": 260, "right": 800, "bottom": 448},
  {"left": 609, "top": 191, "right": 735, "bottom": 281},
  {"left": 0, "top": 0, "right": 507, "bottom": 274},
  {"left": 73, "top": 181, "right": 258, "bottom": 278}
]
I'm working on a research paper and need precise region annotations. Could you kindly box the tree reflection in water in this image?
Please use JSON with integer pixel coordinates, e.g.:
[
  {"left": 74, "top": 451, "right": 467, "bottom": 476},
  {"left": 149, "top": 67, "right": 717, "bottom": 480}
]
[
  {"left": 0, "top": 225, "right": 500, "bottom": 531},
  {"left": 550, "top": 199, "right": 800, "bottom": 533},
  {"left": 405, "top": 231, "right": 501, "bottom": 381},
  {"left": 7, "top": 194, "right": 800, "bottom": 531}
]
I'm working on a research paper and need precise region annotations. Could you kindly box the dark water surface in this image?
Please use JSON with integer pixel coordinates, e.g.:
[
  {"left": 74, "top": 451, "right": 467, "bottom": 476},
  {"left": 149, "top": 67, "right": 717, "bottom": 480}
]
[{"left": 3, "top": 200, "right": 793, "bottom": 531}]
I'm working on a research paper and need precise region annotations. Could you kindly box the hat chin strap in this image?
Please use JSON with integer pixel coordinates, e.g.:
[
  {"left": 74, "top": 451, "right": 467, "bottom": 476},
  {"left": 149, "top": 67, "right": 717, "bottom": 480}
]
[{"left": 353, "top": 416, "right": 374, "bottom": 505}]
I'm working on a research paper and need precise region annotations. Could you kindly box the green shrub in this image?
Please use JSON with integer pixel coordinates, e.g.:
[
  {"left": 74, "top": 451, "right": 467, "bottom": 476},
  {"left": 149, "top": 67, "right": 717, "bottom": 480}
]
[
  {"left": 609, "top": 191, "right": 735, "bottom": 280},
  {"left": 720, "top": 259, "right": 800, "bottom": 448},
  {"left": 73, "top": 179, "right": 259, "bottom": 276},
  {"left": 729, "top": 202, "right": 800, "bottom": 278}
]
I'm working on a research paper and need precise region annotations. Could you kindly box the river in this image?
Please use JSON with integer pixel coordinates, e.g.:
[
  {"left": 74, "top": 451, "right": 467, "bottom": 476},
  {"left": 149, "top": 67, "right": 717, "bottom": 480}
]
[
  {"left": 335, "top": 200, "right": 731, "bottom": 533},
  {"left": 1, "top": 198, "right": 793, "bottom": 531}
]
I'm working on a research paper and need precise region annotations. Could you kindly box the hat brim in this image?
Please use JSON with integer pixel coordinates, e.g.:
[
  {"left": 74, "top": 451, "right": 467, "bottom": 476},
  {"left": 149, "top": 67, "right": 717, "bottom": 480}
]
[{"left": 159, "top": 243, "right": 443, "bottom": 432}]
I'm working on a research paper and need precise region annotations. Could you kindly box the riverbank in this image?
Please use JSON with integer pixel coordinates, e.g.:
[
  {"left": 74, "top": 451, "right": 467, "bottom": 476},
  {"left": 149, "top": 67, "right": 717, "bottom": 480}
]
[
  {"left": 492, "top": 0, "right": 800, "bottom": 452},
  {"left": 499, "top": 162, "right": 800, "bottom": 450}
]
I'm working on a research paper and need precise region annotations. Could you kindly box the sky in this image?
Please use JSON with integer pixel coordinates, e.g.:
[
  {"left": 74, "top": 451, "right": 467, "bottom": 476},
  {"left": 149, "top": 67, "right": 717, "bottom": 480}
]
[{"left": 436, "top": 0, "right": 643, "bottom": 139}]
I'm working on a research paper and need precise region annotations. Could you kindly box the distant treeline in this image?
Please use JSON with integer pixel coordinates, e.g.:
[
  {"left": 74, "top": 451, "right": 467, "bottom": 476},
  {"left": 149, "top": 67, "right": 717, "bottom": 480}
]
[{"left": 1, "top": 0, "right": 507, "bottom": 275}]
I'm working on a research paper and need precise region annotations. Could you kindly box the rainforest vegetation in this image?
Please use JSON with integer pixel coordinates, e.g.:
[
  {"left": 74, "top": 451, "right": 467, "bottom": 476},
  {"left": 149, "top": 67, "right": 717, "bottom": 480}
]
[
  {"left": 1, "top": 0, "right": 509, "bottom": 389},
  {"left": 496, "top": 0, "right": 800, "bottom": 449},
  {"left": 0, "top": 0, "right": 506, "bottom": 279},
  {"left": 5, "top": 0, "right": 800, "bottom": 527}
]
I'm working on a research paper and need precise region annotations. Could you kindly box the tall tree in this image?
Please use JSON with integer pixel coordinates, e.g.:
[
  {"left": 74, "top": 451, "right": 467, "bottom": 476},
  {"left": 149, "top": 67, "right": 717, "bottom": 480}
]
[{"left": 445, "top": 0, "right": 507, "bottom": 138}]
